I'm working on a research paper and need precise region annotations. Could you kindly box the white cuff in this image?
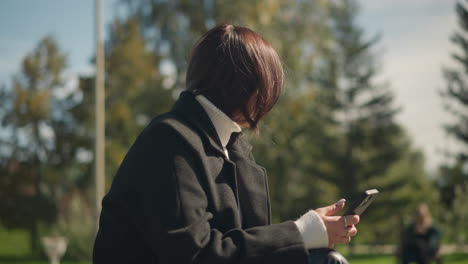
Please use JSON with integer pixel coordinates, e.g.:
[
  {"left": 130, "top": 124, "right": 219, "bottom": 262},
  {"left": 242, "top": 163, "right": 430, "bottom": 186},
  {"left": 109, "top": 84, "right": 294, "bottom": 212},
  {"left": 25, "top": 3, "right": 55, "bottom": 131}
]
[{"left": 294, "top": 210, "right": 328, "bottom": 249}]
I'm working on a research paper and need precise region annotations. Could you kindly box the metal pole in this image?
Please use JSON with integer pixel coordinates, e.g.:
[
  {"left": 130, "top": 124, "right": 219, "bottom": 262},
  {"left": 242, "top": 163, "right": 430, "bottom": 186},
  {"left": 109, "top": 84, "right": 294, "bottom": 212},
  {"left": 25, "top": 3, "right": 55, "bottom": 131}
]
[{"left": 95, "top": 0, "right": 105, "bottom": 225}]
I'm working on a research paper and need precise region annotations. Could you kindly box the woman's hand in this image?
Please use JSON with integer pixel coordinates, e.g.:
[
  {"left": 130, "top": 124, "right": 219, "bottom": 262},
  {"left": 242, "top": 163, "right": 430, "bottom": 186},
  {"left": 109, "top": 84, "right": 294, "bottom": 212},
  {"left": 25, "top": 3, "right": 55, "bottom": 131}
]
[{"left": 315, "top": 199, "right": 360, "bottom": 248}]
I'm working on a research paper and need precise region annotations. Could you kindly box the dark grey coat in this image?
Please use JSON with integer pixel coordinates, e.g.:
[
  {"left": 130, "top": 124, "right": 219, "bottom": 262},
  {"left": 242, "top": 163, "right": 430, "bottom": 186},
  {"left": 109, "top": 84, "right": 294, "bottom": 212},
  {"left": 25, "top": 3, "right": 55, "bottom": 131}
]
[{"left": 93, "top": 91, "right": 308, "bottom": 263}]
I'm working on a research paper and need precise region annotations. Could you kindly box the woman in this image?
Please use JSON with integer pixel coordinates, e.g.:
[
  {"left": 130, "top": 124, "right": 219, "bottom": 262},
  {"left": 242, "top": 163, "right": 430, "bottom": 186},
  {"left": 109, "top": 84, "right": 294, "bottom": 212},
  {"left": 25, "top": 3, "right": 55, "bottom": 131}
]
[
  {"left": 400, "top": 203, "right": 442, "bottom": 264},
  {"left": 93, "top": 24, "right": 359, "bottom": 264}
]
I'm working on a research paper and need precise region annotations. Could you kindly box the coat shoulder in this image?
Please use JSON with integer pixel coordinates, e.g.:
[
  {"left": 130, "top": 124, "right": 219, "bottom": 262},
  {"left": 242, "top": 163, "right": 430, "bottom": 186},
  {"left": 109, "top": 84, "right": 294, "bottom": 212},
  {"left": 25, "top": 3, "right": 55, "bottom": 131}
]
[{"left": 138, "top": 112, "right": 205, "bottom": 155}]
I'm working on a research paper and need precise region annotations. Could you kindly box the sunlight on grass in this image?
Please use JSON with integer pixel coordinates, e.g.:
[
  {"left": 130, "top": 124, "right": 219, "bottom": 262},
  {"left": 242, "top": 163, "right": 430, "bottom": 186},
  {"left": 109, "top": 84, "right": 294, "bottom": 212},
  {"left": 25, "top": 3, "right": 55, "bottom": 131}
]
[{"left": 0, "top": 228, "right": 30, "bottom": 256}]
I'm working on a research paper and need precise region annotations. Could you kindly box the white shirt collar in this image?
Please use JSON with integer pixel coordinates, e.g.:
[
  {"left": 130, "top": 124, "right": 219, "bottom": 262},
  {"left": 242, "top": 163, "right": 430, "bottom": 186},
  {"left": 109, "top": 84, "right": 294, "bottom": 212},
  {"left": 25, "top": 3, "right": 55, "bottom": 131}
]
[{"left": 195, "top": 95, "right": 242, "bottom": 149}]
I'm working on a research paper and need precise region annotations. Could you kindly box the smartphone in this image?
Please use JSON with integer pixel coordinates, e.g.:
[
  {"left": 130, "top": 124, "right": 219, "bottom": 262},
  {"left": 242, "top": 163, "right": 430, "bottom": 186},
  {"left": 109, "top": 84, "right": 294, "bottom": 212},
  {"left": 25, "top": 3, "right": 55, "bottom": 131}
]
[{"left": 344, "top": 189, "right": 379, "bottom": 215}]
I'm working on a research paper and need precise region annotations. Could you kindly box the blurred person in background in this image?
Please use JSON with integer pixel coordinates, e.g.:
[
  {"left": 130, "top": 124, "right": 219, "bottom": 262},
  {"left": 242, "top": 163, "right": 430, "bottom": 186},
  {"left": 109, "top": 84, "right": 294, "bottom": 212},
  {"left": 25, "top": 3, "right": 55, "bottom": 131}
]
[
  {"left": 93, "top": 24, "right": 359, "bottom": 264},
  {"left": 399, "top": 203, "right": 443, "bottom": 264}
]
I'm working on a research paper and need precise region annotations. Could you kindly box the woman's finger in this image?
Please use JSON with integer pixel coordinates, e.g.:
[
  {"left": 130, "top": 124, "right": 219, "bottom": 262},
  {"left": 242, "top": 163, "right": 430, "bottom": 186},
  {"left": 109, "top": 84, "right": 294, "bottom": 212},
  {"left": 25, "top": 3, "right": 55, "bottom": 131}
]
[
  {"left": 342, "top": 214, "right": 360, "bottom": 227},
  {"left": 347, "top": 226, "right": 358, "bottom": 237},
  {"left": 316, "top": 199, "right": 346, "bottom": 216},
  {"left": 336, "top": 235, "right": 352, "bottom": 244},
  {"left": 338, "top": 225, "right": 357, "bottom": 237}
]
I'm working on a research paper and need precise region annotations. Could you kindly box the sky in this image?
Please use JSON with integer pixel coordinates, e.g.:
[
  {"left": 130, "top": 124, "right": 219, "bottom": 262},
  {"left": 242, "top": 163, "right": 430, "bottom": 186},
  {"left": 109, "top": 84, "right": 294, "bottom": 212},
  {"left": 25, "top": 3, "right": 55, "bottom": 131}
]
[
  {"left": 356, "top": 0, "right": 459, "bottom": 172},
  {"left": 0, "top": 0, "right": 461, "bottom": 172},
  {"left": 0, "top": 0, "right": 120, "bottom": 82}
]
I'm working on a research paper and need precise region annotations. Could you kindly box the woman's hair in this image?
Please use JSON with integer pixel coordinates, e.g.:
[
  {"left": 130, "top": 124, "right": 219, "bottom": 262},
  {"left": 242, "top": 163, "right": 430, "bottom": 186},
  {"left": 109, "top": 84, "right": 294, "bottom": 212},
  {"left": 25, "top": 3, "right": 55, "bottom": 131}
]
[{"left": 186, "top": 24, "right": 283, "bottom": 129}]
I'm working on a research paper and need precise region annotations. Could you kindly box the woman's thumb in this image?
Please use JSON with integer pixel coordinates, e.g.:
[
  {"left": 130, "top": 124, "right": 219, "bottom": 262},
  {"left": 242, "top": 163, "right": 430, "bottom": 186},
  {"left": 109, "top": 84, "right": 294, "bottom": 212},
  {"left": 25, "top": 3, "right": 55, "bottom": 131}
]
[{"left": 316, "top": 199, "right": 346, "bottom": 216}]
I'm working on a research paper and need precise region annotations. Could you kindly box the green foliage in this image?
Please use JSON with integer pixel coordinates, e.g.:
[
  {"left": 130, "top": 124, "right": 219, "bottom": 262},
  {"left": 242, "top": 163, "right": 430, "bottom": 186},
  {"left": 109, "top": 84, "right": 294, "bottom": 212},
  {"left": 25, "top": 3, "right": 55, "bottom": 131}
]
[
  {"left": 439, "top": 0, "right": 468, "bottom": 243},
  {"left": 0, "top": 12, "right": 175, "bottom": 261},
  {"left": 104, "top": 16, "right": 173, "bottom": 182},
  {"left": 443, "top": 1, "right": 468, "bottom": 154},
  {"left": 438, "top": 163, "right": 468, "bottom": 243},
  {"left": 0, "top": 36, "right": 83, "bottom": 252},
  {"left": 257, "top": 1, "right": 434, "bottom": 242},
  {"left": 312, "top": 0, "right": 435, "bottom": 246},
  {"left": 74, "top": 17, "right": 174, "bottom": 186},
  {"left": 447, "top": 184, "right": 468, "bottom": 243}
]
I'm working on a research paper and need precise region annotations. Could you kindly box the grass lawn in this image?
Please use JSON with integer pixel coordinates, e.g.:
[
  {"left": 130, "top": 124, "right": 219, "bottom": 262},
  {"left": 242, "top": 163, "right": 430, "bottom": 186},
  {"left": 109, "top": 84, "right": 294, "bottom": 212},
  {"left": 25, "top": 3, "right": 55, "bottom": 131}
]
[
  {"left": 348, "top": 253, "right": 468, "bottom": 264},
  {"left": 0, "top": 254, "right": 466, "bottom": 264},
  {"left": 0, "top": 227, "right": 30, "bottom": 257},
  {"left": 0, "top": 255, "right": 467, "bottom": 264},
  {"left": 0, "top": 253, "right": 466, "bottom": 264},
  {"left": 1, "top": 228, "right": 467, "bottom": 264},
  {"left": 0, "top": 228, "right": 89, "bottom": 264}
]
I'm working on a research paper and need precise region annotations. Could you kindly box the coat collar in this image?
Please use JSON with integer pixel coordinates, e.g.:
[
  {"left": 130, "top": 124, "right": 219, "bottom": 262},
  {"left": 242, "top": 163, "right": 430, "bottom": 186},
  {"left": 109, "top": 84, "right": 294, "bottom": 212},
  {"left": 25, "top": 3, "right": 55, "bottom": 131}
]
[
  {"left": 195, "top": 95, "right": 242, "bottom": 150},
  {"left": 171, "top": 91, "right": 253, "bottom": 157}
]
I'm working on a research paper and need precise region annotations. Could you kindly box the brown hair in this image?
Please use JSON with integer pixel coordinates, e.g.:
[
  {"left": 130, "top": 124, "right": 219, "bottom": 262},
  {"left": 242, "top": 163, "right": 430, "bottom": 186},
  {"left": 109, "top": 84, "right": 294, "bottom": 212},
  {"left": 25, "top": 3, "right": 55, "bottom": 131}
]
[{"left": 186, "top": 24, "right": 283, "bottom": 129}]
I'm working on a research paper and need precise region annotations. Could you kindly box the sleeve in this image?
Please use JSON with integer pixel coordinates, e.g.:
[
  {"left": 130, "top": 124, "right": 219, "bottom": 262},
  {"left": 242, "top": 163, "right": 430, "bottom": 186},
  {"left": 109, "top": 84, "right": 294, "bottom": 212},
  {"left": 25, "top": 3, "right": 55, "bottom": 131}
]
[
  {"left": 294, "top": 210, "right": 329, "bottom": 248},
  {"left": 127, "top": 124, "right": 308, "bottom": 264}
]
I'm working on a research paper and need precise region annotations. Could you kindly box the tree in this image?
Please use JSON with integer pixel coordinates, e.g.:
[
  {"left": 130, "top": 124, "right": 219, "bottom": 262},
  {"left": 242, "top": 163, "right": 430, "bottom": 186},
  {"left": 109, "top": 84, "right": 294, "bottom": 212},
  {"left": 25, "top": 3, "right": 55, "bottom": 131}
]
[
  {"left": 71, "top": 16, "right": 174, "bottom": 189},
  {"left": 439, "top": 0, "right": 468, "bottom": 243},
  {"left": 255, "top": 1, "right": 433, "bottom": 237},
  {"left": 437, "top": 162, "right": 468, "bottom": 243},
  {"left": 0, "top": 36, "right": 82, "bottom": 252},
  {"left": 315, "top": 0, "right": 434, "bottom": 244},
  {"left": 41, "top": 17, "right": 177, "bottom": 258},
  {"left": 103, "top": 16, "right": 173, "bottom": 182}
]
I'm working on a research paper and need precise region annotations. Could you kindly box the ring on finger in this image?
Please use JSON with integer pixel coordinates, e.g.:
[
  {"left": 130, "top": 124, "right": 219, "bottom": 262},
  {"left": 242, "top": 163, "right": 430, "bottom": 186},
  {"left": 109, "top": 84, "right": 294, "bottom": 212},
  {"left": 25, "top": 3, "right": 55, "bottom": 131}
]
[{"left": 343, "top": 216, "right": 348, "bottom": 227}]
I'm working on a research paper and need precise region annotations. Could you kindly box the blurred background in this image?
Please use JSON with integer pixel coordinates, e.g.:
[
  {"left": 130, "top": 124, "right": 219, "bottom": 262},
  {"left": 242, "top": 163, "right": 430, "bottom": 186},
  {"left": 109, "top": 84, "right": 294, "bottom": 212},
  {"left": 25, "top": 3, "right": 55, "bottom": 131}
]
[{"left": 0, "top": 0, "right": 467, "bottom": 263}]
